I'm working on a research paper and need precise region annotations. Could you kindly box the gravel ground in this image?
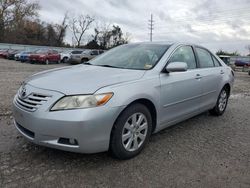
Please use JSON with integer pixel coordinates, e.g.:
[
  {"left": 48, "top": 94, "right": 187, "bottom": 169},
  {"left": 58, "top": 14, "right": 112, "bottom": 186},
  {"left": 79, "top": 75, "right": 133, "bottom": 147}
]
[{"left": 0, "top": 59, "right": 250, "bottom": 188}]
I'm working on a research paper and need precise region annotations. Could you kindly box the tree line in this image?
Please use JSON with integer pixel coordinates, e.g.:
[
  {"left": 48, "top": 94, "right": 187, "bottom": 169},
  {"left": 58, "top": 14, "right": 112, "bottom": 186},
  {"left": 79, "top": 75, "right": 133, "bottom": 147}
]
[{"left": 0, "top": 0, "right": 130, "bottom": 49}]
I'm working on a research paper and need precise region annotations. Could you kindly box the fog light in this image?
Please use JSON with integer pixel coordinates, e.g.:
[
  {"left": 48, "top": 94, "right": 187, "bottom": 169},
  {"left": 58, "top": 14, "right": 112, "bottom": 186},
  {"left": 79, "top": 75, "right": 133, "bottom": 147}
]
[{"left": 58, "top": 138, "right": 78, "bottom": 146}]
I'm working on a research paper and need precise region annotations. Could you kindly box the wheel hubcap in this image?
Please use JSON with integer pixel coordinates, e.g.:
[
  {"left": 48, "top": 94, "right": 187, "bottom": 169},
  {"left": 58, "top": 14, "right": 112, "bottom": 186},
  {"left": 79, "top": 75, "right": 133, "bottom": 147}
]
[
  {"left": 122, "top": 113, "right": 148, "bottom": 152},
  {"left": 218, "top": 90, "right": 227, "bottom": 112}
]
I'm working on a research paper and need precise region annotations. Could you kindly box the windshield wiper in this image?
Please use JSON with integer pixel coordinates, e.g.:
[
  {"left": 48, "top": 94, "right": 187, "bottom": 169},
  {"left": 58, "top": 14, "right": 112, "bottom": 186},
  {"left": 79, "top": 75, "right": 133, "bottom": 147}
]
[
  {"left": 83, "top": 62, "right": 92, "bottom": 65},
  {"left": 98, "top": 64, "right": 119, "bottom": 68}
]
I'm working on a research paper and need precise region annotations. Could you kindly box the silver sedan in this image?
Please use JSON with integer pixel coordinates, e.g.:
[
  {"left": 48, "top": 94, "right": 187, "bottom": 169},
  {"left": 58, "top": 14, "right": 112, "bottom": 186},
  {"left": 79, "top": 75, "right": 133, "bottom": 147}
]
[{"left": 13, "top": 42, "right": 234, "bottom": 159}]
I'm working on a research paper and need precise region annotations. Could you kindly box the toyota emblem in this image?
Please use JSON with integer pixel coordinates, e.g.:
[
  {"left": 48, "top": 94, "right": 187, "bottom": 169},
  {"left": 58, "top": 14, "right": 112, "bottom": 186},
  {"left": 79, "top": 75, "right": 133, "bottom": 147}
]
[{"left": 21, "top": 86, "right": 27, "bottom": 98}]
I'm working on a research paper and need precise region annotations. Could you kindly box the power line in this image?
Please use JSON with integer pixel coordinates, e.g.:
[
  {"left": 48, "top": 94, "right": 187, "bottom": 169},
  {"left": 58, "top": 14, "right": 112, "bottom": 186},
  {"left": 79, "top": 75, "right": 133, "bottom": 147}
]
[{"left": 148, "top": 14, "right": 154, "bottom": 42}]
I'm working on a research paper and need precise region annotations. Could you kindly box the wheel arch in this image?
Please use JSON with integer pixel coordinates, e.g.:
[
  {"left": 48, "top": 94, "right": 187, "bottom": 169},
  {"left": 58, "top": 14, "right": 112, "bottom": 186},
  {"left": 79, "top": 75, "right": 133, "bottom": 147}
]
[
  {"left": 112, "top": 98, "right": 157, "bottom": 134},
  {"left": 223, "top": 83, "right": 231, "bottom": 96},
  {"left": 81, "top": 57, "right": 89, "bottom": 61}
]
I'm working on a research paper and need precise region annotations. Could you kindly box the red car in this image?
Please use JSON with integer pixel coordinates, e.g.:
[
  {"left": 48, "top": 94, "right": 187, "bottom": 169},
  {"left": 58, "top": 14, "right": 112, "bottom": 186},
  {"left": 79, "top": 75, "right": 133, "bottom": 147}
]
[
  {"left": 29, "top": 49, "right": 61, "bottom": 64},
  {"left": 0, "top": 49, "right": 9, "bottom": 58}
]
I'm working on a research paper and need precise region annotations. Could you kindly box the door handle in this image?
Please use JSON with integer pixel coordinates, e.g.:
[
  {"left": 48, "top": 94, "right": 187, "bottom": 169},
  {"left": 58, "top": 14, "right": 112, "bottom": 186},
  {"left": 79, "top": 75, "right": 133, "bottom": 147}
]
[
  {"left": 220, "top": 70, "right": 225, "bottom": 74},
  {"left": 195, "top": 74, "right": 202, "bottom": 79}
]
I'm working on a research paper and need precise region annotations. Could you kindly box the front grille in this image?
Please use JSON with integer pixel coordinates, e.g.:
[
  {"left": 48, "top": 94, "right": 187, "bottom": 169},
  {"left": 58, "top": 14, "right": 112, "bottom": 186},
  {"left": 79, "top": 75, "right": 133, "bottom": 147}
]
[{"left": 15, "top": 92, "right": 51, "bottom": 112}]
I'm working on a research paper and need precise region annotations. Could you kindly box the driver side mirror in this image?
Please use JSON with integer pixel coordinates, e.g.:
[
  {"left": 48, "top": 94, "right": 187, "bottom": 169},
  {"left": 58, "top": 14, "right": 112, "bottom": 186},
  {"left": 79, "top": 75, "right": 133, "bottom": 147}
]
[{"left": 165, "top": 62, "right": 188, "bottom": 73}]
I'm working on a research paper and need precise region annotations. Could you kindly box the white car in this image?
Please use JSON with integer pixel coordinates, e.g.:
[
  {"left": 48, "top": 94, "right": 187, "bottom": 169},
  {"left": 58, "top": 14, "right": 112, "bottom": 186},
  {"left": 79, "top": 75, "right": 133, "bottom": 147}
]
[{"left": 60, "top": 50, "right": 73, "bottom": 63}]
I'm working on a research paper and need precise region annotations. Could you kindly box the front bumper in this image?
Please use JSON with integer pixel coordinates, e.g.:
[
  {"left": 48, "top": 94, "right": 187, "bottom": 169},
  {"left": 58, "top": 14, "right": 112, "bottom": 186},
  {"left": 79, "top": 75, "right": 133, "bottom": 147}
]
[
  {"left": 69, "top": 57, "right": 81, "bottom": 64},
  {"left": 12, "top": 85, "right": 124, "bottom": 153}
]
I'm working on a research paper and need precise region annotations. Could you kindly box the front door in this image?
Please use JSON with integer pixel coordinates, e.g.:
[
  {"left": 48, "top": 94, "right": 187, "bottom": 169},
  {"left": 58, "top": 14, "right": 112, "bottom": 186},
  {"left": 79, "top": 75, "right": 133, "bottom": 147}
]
[{"left": 159, "top": 45, "right": 203, "bottom": 126}]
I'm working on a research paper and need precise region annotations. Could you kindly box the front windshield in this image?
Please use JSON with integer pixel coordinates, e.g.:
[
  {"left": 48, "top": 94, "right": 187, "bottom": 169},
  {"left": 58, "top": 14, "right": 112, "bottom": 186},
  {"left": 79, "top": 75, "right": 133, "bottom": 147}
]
[
  {"left": 36, "top": 49, "right": 48, "bottom": 54},
  {"left": 89, "top": 43, "right": 170, "bottom": 70}
]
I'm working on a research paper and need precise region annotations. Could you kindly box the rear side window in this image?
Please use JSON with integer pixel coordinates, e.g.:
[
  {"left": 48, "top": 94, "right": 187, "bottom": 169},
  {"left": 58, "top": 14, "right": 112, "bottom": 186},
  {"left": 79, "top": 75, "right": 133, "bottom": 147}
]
[
  {"left": 71, "top": 51, "right": 83, "bottom": 54},
  {"left": 212, "top": 56, "right": 221, "bottom": 67},
  {"left": 91, "top": 50, "right": 98, "bottom": 55},
  {"left": 169, "top": 46, "right": 197, "bottom": 69},
  {"left": 196, "top": 48, "right": 214, "bottom": 68}
]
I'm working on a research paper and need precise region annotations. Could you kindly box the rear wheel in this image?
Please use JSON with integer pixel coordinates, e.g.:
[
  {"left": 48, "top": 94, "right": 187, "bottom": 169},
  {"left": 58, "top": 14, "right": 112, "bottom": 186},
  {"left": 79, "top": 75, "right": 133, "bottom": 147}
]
[
  {"left": 209, "top": 87, "right": 229, "bottom": 116},
  {"left": 110, "top": 103, "right": 152, "bottom": 160},
  {"left": 62, "top": 57, "right": 68, "bottom": 63},
  {"left": 81, "top": 58, "right": 88, "bottom": 63}
]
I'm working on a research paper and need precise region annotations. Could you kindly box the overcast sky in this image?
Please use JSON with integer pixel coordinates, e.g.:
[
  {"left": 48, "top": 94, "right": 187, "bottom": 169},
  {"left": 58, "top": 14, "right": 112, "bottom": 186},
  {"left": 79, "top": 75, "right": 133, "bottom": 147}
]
[{"left": 36, "top": 0, "right": 250, "bottom": 54}]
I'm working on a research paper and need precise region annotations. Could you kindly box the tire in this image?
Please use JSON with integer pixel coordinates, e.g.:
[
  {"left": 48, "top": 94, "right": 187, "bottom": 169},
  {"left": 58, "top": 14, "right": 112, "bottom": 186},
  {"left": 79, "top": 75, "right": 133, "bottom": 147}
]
[
  {"left": 110, "top": 103, "right": 152, "bottom": 160},
  {"left": 62, "top": 57, "right": 68, "bottom": 63},
  {"left": 209, "top": 87, "right": 229, "bottom": 116},
  {"left": 45, "top": 59, "right": 49, "bottom": 65},
  {"left": 81, "top": 58, "right": 88, "bottom": 63}
]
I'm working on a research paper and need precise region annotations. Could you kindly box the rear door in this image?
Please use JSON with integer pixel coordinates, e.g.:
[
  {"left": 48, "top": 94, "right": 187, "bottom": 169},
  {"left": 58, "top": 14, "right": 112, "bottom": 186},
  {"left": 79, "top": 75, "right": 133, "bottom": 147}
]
[
  {"left": 194, "top": 47, "right": 223, "bottom": 110},
  {"left": 47, "top": 50, "right": 54, "bottom": 61},
  {"left": 159, "top": 45, "right": 203, "bottom": 125}
]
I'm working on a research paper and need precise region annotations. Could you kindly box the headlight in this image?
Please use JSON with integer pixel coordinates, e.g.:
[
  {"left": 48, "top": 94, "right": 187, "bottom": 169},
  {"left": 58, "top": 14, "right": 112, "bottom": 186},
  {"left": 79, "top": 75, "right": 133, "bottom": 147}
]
[{"left": 50, "top": 93, "right": 113, "bottom": 111}]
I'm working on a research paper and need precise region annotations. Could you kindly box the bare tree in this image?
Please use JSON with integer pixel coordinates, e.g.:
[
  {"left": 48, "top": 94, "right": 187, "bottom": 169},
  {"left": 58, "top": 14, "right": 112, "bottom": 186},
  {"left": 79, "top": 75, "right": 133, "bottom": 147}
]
[
  {"left": 69, "top": 14, "right": 94, "bottom": 47},
  {"left": 0, "top": 0, "right": 39, "bottom": 42},
  {"left": 55, "top": 12, "right": 68, "bottom": 46},
  {"left": 0, "top": 0, "right": 16, "bottom": 41}
]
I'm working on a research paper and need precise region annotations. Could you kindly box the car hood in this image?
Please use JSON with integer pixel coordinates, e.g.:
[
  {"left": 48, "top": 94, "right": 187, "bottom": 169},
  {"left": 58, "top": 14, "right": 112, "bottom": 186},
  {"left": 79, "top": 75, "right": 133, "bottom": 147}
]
[{"left": 26, "top": 65, "right": 145, "bottom": 95}]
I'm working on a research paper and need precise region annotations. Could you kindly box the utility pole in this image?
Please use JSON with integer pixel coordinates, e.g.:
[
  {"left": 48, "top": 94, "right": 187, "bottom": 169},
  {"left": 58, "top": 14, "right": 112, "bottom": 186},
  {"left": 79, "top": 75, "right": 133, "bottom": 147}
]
[{"left": 148, "top": 14, "right": 154, "bottom": 42}]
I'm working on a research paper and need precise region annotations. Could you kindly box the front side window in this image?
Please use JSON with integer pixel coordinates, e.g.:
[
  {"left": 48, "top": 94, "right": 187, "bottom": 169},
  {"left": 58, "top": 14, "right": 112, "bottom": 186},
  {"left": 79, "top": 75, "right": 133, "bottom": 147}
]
[
  {"left": 71, "top": 51, "right": 83, "bottom": 54},
  {"left": 196, "top": 48, "right": 214, "bottom": 68},
  {"left": 169, "top": 46, "right": 197, "bottom": 69}
]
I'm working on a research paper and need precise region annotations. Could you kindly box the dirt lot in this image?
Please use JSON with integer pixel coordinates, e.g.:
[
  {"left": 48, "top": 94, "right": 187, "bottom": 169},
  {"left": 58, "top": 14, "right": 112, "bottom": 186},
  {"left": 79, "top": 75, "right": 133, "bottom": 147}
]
[{"left": 0, "top": 59, "right": 250, "bottom": 188}]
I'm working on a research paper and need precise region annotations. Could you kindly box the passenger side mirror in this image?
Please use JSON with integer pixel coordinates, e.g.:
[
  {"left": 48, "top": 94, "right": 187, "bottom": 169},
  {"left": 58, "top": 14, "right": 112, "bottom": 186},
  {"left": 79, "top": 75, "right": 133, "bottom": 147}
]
[{"left": 165, "top": 62, "right": 188, "bottom": 72}]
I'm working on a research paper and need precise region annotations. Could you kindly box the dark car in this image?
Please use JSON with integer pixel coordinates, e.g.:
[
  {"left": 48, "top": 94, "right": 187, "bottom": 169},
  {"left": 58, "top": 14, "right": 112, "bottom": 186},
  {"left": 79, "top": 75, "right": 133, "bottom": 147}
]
[
  {"left": 234, "top": 60, "right": 250, "bottom": 67},
  {"left": 29, "top": 49, "right": 61, "bottom": 64},
  {"left": 7, "top": 50, "right": 20, "bottom": 60}
]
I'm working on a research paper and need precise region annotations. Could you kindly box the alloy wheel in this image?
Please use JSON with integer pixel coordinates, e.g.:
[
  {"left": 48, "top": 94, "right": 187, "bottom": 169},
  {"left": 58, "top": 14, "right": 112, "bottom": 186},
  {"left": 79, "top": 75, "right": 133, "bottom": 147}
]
[
  {"left": 218, "top": 90, "right": 228, "bottom": 112},
  {"left": 122, "top": 113, "right": 148, "bottom": 152}
]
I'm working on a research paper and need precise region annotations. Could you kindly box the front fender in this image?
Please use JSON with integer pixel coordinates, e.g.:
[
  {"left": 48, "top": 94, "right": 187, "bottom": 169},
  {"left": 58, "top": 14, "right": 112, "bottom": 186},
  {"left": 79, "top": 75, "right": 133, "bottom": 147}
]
[{"left": 96, "top": 76, "right": 161, "bottom": 113}]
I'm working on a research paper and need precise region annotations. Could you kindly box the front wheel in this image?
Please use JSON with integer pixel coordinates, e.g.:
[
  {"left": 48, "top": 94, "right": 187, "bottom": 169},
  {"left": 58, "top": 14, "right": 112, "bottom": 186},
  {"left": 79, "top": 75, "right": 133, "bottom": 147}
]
[
  {"left": 110, "top": 103, "right": 152, "bottom": 160},
  {"left": 62, "top": 57, "right": 68, "bottom": 63},
  {"left": 209, "top": 87, "right": 229, "bottom": 116},
  {"left": 81, "top": 58, "right": 88, "bottom": 63}
]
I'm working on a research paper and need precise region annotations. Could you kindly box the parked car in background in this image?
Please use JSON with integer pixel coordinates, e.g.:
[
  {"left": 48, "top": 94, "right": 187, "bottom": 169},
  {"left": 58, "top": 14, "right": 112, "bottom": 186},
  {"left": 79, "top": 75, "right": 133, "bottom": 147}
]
[
  {"left": 29, "top": 49, "right": 61, "bottom": 64},
  {"left": 19, "top": 50, "right": 37, "bottom": 62},
  {"left": 0, "top": 49, "right": 9, "bottom": 58},
  {"left": 219, "top": 55, "right": 230, "bottom": 65},
  {"left": 15, "top": 52, "right": 22, "bottom": 61},
  {"left": 219, "top": 55, "right": 235, "bottom": 71},
  {"left": 13, "top": 42, "right": 234, "bottom": 159},
  {"left": 60, "top": 50, "right": 73, "bottom": 63},
  {"left": 7, "top": 50, "right": 21, "bottom": 60},
  {"left": 68, "top": 50, "right": 84, "bottom": 64},
  {"left": 70, "top": 49, "right": 104, "bottom": 64},
  {"left": 234, "top": 60, "right": 250, "bottom": 67}
]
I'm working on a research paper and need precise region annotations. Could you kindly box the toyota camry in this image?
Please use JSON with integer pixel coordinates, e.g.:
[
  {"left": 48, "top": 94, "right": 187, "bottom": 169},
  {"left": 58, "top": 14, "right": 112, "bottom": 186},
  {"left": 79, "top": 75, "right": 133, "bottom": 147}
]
[{"left": 13, "top": 42, "right": 234, "bottom": 159}]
